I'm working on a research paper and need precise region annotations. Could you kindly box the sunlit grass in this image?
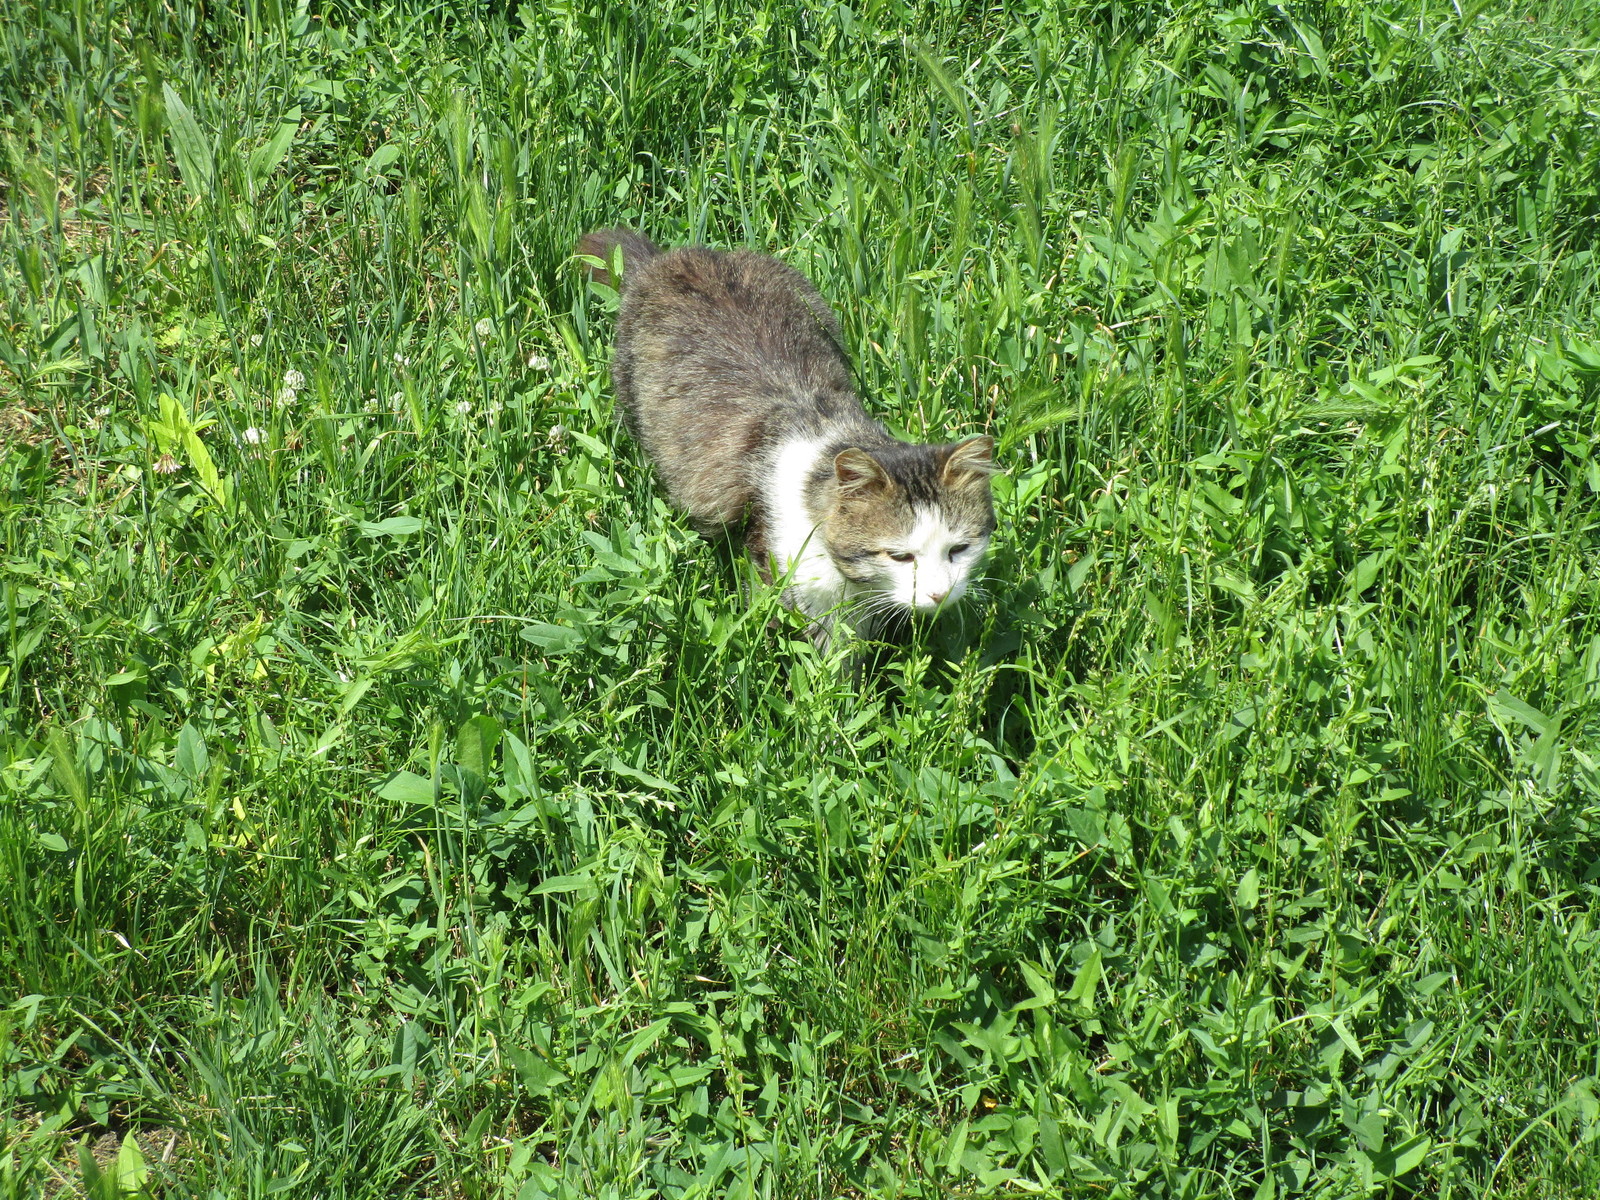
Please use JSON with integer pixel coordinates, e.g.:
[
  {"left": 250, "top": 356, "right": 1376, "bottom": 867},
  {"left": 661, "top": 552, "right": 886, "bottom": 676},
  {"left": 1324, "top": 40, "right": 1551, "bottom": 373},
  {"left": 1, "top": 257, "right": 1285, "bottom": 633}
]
[{"left": 3, "top": 1, "right": 1599, "bottom": 1196}]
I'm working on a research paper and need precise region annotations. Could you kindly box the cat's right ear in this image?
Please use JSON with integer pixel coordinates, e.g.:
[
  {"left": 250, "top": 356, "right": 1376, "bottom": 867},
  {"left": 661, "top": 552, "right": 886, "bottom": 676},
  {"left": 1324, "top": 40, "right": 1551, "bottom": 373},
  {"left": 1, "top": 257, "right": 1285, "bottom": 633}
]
[{"left": 834, "top": 448, "right": 890, "bottom": 496}]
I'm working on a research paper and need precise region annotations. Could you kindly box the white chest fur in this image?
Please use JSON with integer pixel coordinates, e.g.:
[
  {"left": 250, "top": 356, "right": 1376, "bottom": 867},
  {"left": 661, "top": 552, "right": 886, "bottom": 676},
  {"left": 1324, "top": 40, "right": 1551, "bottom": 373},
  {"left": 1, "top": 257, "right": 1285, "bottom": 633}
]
[{"left": 764, "top": 436, "right": 851, "bottom": 623}]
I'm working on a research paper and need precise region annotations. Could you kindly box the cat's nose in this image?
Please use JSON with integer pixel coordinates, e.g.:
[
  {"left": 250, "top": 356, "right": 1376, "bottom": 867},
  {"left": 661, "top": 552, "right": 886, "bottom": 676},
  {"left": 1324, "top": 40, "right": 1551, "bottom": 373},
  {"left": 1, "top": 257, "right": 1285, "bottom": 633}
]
[{"left": 928, "top": 590, "right": 947, "bottom": 604}]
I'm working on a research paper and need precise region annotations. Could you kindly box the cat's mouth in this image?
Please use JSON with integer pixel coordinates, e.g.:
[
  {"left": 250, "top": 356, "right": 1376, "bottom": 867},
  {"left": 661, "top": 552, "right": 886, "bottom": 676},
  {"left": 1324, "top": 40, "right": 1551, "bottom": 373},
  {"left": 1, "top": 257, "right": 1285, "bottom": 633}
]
[{"left": 852, "top": 588, "right": 962, "bottom": 620}]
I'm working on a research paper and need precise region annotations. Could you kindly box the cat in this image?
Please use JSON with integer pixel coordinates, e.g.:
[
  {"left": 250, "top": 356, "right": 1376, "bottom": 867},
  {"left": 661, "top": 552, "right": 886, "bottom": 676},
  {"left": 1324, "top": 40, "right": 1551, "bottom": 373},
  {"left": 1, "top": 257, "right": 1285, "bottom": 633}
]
[{"left": 577, "top": 226, "right": 998, "bottom": 646}]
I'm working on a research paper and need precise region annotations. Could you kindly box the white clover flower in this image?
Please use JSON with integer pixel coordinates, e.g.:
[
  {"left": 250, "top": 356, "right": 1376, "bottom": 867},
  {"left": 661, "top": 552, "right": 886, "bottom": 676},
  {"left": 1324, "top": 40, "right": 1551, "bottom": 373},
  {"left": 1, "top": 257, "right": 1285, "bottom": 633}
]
[
  {"left": 393, "top": 352, "right": 410, "bottom": 366},
  {"left": 455, "top": 400, "right": 473, "bottom": 416},
  {"left": 474, "top": 318, "right": 494, "bottom": 339},
  {"left": 547, "top": 424, "right": 568, "bottom": 454},
  {"left": 527, "top": 353, "right": 551, "bottom": 372},
  {"left": 242, "top": 426, "right": 265, "bottom": 445},
  {"left": 276, "top": 386, "right": 298, "bottom": 408},
  {"left": 364, "top": 397, "right": 379, "bottom": 414},
  {"left": 250, "top": 334, "right": 264, "bottom": 347},
  {"left": 154, "top": 454, "right": 182, "bottom": 474},
  {"left": 389, "top": 391, "right": 404, "bottom": 409},
  {"left": 283, "top": 368, "right": 305, "bottom": 389},
  {"left": 96, "top": 405, "right": 111, "bottom": 417},
  {"left": 487, "top": 400, "right": 504, "bottom": 421}
]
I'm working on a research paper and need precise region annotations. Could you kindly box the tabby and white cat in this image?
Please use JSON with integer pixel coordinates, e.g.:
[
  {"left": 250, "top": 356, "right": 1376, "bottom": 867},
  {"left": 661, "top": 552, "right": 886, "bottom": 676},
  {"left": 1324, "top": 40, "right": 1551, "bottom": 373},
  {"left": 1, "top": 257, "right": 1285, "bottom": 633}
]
[{"left": 577, "top": 227, "right": 997, "bottom": 645}]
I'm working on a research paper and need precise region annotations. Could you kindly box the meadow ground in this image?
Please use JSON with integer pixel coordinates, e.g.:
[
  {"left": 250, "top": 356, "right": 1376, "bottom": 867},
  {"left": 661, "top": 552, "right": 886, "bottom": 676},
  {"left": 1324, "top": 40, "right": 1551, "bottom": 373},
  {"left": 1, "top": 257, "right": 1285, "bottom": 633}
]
[{"left": 3, "top": 1, "right": 1600, "bottom": 1196}]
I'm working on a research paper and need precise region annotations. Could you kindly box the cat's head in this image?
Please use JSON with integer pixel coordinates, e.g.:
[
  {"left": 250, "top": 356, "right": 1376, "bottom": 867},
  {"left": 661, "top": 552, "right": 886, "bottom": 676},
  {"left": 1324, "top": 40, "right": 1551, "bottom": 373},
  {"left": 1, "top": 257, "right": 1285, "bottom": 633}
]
[{"left": 822, "top": 436, "right": 998, "bottom": 614}]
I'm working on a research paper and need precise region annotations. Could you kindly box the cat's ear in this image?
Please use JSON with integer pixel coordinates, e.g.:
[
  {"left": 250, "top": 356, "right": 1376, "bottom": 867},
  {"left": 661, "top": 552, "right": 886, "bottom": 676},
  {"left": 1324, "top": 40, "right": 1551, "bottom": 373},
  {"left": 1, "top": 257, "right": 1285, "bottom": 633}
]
[
  {"left": 942, "top": 436, "right": 999, "bottom": 485},
  {"left": 834, "top": 448, "right": 891, "bottom": 496}
]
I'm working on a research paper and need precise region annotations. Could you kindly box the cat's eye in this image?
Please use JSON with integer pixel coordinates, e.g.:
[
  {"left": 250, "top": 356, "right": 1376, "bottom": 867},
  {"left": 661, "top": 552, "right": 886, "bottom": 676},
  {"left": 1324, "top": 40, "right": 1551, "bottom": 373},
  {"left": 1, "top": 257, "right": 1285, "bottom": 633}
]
[
  {"left": 885, "top": 551, "right": 914, "bottom": 563},
  {"left": 948, "top": 543, "right": 970, "bottom": 558}
]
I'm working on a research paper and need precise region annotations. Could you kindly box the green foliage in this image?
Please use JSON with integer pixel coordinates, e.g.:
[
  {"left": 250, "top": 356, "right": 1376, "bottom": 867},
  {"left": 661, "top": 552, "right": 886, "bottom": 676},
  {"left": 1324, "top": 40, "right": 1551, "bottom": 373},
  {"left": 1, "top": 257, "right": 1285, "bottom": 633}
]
[{"left": 3, "top": 0, "right": 1599, "bottom": 1196}]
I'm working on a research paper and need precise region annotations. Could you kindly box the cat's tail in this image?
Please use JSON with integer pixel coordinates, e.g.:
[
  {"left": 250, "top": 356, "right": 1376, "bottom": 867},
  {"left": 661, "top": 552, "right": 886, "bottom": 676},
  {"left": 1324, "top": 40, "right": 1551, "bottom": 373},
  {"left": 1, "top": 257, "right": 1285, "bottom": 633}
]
[{"left": 575, "top": 227, "right": 661, "bottom": 289}]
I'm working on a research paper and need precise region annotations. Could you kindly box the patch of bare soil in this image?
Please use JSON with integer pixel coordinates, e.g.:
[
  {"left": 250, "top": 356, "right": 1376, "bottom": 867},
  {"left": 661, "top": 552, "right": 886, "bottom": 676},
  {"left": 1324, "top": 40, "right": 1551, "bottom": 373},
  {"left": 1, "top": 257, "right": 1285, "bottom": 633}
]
[
  {"left": 39, "top": 1126, "right": 185, "bottom": 1199},
  {"left": 0, "top": 400, "right": 46, "bottom": 449}
]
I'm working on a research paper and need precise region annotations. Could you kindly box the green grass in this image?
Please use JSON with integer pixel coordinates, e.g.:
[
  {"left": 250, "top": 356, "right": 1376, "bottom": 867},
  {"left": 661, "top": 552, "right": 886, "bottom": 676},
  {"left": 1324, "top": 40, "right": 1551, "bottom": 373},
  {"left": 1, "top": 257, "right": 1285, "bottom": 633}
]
[{"left": 3, "top": 0, "right": 1599, "bottom": 1195}]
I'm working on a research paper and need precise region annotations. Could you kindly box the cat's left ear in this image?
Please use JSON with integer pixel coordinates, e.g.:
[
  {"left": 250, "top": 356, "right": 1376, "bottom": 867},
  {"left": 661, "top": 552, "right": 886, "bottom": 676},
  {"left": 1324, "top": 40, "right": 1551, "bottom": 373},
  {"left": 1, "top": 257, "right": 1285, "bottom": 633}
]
[{"left": 942, "top": 436, "right": 999, "bottom": 485}]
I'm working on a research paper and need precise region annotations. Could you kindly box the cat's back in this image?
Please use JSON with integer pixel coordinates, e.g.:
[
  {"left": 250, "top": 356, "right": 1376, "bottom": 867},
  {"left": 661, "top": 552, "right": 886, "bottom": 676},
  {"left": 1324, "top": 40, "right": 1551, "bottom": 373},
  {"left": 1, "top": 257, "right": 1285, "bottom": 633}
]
[
  {"left": 621, "top": 245, "right": 854, "bottom": 400},
  {"left": 606, "top": 241, "right": 869, "bottom": 529}
]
